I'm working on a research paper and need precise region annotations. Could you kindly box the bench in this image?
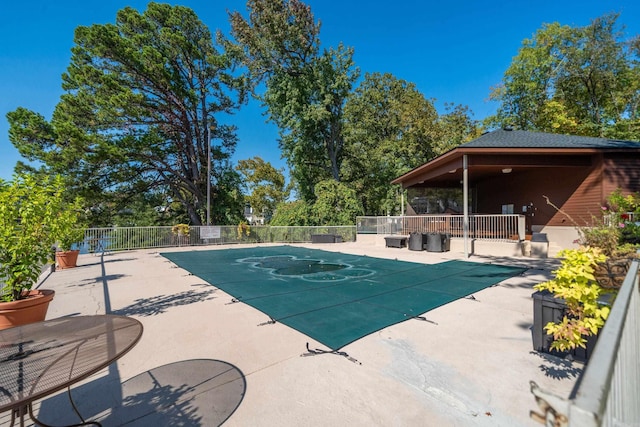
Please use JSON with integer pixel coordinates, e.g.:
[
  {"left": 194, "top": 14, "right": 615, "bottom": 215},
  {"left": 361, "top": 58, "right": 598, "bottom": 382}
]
[
  {"left": 311, "top": 234, "right": 343, "bottom": 244},
  {"left": 384, "top": 236, "right": 407, "bottom": 248}
]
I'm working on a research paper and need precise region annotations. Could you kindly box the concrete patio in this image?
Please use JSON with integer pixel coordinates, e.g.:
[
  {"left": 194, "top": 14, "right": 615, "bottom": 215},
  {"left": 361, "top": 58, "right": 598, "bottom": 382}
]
[{"left": 1, "top": 242, "right": 582, "bottom": 426}]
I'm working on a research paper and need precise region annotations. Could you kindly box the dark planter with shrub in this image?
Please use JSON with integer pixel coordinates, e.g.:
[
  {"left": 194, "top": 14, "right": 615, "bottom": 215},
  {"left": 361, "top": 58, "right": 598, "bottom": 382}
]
[{"left": 532, "top": 290, "right": 598, "bottom": 361}]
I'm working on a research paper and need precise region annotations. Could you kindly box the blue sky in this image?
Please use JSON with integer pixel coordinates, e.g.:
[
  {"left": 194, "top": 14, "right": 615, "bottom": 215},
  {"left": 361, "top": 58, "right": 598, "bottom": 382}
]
[{"left": 1, "top": 0, "right": 639, "bottom": 181}]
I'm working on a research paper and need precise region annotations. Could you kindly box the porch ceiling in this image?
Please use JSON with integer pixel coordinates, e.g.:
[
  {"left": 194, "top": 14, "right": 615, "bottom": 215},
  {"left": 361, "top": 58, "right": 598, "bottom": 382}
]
[{"left": 392, "top": 149, "right": 595, "bottom": 189}]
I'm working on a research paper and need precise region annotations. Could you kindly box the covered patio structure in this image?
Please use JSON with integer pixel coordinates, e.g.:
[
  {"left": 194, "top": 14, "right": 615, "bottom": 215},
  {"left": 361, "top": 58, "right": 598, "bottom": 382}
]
[{"left": 388, "top": 128, "right": 640, "bottom": 257}]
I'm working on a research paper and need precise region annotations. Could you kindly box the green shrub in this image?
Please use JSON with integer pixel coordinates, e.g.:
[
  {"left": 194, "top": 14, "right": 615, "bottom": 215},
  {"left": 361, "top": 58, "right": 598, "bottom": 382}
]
[
  {"left": 534, "top": 247, "right": 611, "bottom": 351},
  {"left": 579, "top": 223, "right": 620, "bottom": 257},
  {"left": 606, "top": 188, "right": 640, "bottom": 214},
  {"left": 0, "top": 174, "right": 83, "bottom": 301},
  {"left": 619, "top": 221, "right": 640, "bottom": 245}
]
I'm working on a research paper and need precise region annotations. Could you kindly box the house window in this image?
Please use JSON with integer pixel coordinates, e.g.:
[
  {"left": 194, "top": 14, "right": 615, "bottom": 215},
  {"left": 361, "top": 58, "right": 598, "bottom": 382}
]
[
  {"left": 501, "top": 204, "right": 514, "bottom": 214},
  {"left": 407, "top": 188, "right": 465, "bottom": 214}
]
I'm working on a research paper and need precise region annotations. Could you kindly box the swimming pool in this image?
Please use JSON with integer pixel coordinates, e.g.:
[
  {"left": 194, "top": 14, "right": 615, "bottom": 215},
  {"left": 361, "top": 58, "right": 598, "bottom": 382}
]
[{"left": 161, "top": 246, "right": 525, "bottom": 350}]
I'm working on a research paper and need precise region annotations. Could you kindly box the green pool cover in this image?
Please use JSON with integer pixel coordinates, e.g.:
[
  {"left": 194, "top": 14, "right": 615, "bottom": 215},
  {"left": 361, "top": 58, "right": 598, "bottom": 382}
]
[{"left": 161, "top": 246, "right": 525, "bottom": 350}]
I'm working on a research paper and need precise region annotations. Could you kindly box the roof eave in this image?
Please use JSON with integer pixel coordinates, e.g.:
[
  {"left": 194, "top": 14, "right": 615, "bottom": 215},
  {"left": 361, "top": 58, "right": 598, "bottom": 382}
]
[
  {"left": 391, "top": 148, "right": 463, "bottom": 185},
  {"left": 391, "top": 146, "right": 628, "bottom": 186}
]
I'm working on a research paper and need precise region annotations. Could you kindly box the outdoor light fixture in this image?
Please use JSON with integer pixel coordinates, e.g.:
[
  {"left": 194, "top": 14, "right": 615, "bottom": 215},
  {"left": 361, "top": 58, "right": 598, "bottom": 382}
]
[{"left": 502, "top": 168, "right": 512, "bottom": 174}]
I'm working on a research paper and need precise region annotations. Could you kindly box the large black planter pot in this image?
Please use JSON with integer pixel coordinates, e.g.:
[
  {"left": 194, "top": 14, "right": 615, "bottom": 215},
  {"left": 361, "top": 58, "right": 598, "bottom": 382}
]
[
  {"left": 408, "top": 232, "right": 424, "bottom": 251},
  {"left": 532, "top": 290, "right": 598, "bottom": 362}
]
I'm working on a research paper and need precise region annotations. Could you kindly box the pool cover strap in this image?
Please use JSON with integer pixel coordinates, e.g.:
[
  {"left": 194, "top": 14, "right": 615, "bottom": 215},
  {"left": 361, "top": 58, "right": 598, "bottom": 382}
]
[
  {"left": 161, "top": 246, "right": 525, "bottom": 351},
  {"left": 302, "top": 342, "right": 362, "bottom": 365}
]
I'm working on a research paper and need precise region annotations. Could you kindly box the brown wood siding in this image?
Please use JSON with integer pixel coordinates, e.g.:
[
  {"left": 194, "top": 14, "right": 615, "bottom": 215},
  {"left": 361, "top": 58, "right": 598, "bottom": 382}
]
[
  {"left": 547, "top": 156, "right": 603, "bottom": 227},
  {"left": 602, "top": 154, "right": 640, "bottom": 196},
  {"left": 475, "top": 157, "right": 603, "bottom": 227}
]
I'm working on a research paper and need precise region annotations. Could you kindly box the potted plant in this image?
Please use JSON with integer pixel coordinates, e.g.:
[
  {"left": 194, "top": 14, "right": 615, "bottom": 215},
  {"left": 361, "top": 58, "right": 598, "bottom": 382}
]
[
  {"left": 54, "top": 207, "right": 86, "bottom": 269},
  {"left": 171, "top": 223, "right": 190, "bottom": 246},
  {"left": 237, "top": 221, "right": 251, "bottom": 241},
  {"left": 533, "top": 192, "right": 638, "bottom": 359},
  {"left": 0, "top": 174, "right": 82, "bottom": 329},
  {"left": 532, "top": 246, "right": 612, "bottom": 359}
]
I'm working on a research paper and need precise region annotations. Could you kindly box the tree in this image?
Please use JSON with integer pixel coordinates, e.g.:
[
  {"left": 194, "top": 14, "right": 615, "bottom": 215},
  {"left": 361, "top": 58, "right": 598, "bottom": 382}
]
[
  {"left": 7, "top": 3, "right": 248, "bottom": 225},
  {"left": 270, "top": 180, "right": 362, "bottom": 226},
  {"left": 342, "top": 73, "right": 479, "bottom": 215},
  {"left": 236, "top": 156, "right": 289, "bottom": 220},
  {"left": 341, "top": 73, "right": 435, "bottom": 214},
  {"left": 270, "top": 200, "right": 314, "bottom": 226},
  {"left": 228, "top": 0, "right": 359, "bottom": 202},
  {"left": 228, "top": 1, "right": 478, "bottom": 218},
  {"left": 488, "top": 13, "right": 640, "bottom": 140},
  {"left": 434, "top": 104, "right": 482, "bottom": 156},
  {"left": 312, "top": 179, "right": 363, "bottom": 225}
]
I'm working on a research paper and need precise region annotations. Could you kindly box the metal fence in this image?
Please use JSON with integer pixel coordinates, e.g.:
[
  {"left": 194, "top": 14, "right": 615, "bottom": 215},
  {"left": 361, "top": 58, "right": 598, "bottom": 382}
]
[
  {"left": 80, "top": 225, "right": 356, "bottom": 253},
  {"left": 356, "top": 214, "right": 526, "bottom": 241},
  {"left": 604, "top": 212, "right": 637, "bottom": 226},
  {"left": 530, "top": 258, "right": 640, "bottom": 426}
]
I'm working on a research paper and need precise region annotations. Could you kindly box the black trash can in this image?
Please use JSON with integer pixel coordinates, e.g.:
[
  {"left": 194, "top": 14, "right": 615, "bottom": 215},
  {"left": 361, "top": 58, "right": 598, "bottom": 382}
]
[
  {"left": 425, "top": 232, "right": 443, "bottom": 252},
  {"left": 408, "top": 232, "right": 423, "bottom": 251}
]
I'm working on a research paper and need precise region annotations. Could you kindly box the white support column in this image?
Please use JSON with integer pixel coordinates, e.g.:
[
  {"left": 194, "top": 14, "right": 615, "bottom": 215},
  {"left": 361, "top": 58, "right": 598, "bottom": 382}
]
[{"left": 463, "top": 154, "right": 469, "bottom": 258}]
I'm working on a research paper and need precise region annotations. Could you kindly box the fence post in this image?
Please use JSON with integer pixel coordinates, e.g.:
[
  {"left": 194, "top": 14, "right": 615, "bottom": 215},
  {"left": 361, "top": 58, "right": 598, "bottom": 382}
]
[{"left": 518, "top": 215, "right": 526, "bottom": 241}]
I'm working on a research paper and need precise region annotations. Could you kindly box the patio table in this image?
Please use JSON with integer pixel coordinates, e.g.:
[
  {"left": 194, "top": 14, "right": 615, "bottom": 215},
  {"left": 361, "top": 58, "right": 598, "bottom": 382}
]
[{"left": 0, "top": 315, "right": 143, "bottom": 427}]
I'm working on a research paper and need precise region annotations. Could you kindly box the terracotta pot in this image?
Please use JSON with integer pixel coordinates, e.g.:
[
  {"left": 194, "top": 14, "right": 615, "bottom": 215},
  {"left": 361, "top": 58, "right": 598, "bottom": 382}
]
[
  {"left": 56, "top": 249, "right": 80, "bottom": 270},
  {"left": 0, "top": 289, "right": 55, "bottom": 330}
]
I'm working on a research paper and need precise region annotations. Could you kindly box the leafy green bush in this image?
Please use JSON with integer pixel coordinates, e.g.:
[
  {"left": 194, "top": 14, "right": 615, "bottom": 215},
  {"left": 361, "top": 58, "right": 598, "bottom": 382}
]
[
  {"left": 271, "top": 181, "right": 364, "bottom": 227},
  {"left": 606, "top": 188, "right": 640, "bottom": 214},
  {"left": 537, "top": 191, "right": 639, "bottom": 351},
  {"left": 534, "top": 247, "right": 611, "bottom": 351},
  {"left": 312, "top": 180, "right": 364, "bottom": 226},
  {"left": 171, "top": 224, "right": 190, "bottom": 236},
  {"left": 270, "top": 201, "right": 315, "bottom": 226},
  {"left": 0, "top": 174, "right": 83, "bottom": 301},
  {"left": 619, "top": 222, "right": 640, "bottom": 245},
  {"left": 54, "top": 208, "right": 86, "bottom": 251},
  {"left": 237, "top": 221, "right": 250, "bottom": 240},
  {"left": 580, "top": 223, "right": 620, "bottom": 257}
]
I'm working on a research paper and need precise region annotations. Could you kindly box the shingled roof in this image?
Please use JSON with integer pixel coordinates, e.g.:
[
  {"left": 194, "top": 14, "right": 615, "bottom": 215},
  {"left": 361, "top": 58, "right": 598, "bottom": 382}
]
[
  {"left": 463, "top": 129, "right": 640, "bottom": 149},
  {"left": 392, "top": 128, "right": 640, "bottom": 187}
]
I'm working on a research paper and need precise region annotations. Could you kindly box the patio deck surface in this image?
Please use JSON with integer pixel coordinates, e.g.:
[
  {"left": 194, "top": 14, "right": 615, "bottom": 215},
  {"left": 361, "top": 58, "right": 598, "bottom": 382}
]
[{"left": 3, "top": 242, "right": 583, "bottom": 426}]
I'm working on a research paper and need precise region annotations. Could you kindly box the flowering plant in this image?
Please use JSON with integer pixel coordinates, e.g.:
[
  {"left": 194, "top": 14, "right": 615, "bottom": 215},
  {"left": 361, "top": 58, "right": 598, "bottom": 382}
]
[
  {"left": 171, "top": 224, "right": 190, "bottom": 236},
  {"left": 237, "top": 221, "right": 251, "bottom": 240}
]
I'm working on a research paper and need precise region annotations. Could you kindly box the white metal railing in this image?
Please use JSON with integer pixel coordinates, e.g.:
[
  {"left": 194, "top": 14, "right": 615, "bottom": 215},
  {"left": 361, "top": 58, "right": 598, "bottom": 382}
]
[
  {"left": 530, "top": 258, "right": 640, "bottom": 426},
  {"left": 604, "top": 212, "right": 636, "bottom": 226},
  {"left": 80, "top": 225, "right": 356, "bottom": 253},
  {"left": 356, "top": 214, "right": 525, "bottom": 242}
]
